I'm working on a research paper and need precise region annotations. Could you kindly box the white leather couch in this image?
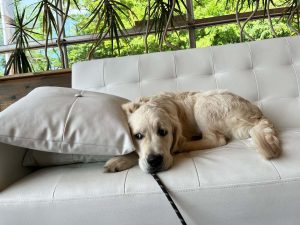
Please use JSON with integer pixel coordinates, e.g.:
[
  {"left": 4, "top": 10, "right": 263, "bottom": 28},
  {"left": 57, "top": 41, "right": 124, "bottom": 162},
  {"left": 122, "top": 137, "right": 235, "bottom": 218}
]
[{"left": 1, "top": 36, "right": 300, "bottom": 225}]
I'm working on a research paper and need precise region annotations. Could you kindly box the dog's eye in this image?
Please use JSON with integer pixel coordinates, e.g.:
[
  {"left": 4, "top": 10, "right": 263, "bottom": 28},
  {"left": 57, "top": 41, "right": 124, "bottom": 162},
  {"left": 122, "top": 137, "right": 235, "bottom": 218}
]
[
  {"left": 157, "top": 128, "right": 168, "bottom": 137},
  {"left": 134, "top": 133, "right": 144, "bottom": 140}
]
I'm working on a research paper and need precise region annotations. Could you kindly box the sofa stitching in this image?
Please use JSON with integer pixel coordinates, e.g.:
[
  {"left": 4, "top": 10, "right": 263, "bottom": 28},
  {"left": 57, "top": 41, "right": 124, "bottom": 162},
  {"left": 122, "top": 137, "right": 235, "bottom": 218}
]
[
  {"left": 240, "top": 115, "right": 282, "bottom": 180},
  {"left": 209, "top": 46, "right": 219, "bottom": 89},
  {"left": 123, "top": 169, "right": 130, "bottom": 194},
  {"left": 173, "top": 52, "right": 179, "bottom": 91},
  {"left": 138, "top": 55, "right": 142, "bottom": 96},
  {"left": 217, "top": 138, "right": 282, "bottom": 180},
  {"left": 51, "top": 172, "right": 66, "bottom": 200},
  {"left": 3, "top": 178, "right": 300, "bottom": 205},
  {"left": 246, "top": 42, "right": 260, "bottom": 104},
  {"left": 0, "top": 136, "right": 62, "bottom": 142},
  {"left": 189, "top": 153, "right": 201, "bottom": 188},
  {"left": 287, "top": 130, "right": 300, "bottom": 134},
  {"left": 284, "top": 37, "right": 300, "bottom": 97},
  {"left": 102, "top": 59, "right": 107, "bottom": 92},
  {"left": 259, "top": 96, "right": 300, "bottom": 100},
  {"left": 269, "top": 160, "right": 282, "bottom": 180},
  {"left": 0, "top": 135, "right": 130, "bottom": 148}
]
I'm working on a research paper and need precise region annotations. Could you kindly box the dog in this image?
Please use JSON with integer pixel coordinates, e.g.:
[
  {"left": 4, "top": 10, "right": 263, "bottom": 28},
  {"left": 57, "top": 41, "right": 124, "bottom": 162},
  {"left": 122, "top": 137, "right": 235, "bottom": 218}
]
[{"left": 104, "top": 90, "right": 281, "bottom": 173}]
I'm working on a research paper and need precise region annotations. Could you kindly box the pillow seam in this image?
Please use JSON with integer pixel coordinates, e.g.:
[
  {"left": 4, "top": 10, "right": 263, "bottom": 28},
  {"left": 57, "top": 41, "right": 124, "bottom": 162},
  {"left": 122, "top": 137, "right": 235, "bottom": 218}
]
[
  {"left": 0, "top": 135, "right": 130, "bottom": 148},
  {"left": 60, "top": 90, "right": 83, "bottom": 152}
]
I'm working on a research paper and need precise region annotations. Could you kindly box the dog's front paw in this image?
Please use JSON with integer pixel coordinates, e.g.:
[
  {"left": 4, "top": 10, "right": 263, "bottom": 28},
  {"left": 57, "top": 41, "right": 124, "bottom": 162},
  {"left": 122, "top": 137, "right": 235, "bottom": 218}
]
[
  {"left": 104, "top": 153, "right": 138, "bottom": 173},
  {"left": 218, "top": 134, "right": 227, "bottom": 146},
  {"left": 104, "top": 157, "right": 130, "bottom": 172}
]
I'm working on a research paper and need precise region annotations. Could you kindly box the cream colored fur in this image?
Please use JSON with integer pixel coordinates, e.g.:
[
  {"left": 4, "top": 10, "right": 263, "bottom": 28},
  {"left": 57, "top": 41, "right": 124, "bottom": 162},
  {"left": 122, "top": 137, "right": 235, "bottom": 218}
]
[{"left": 104, "top": 90, "right": 281, "bottom": 173}]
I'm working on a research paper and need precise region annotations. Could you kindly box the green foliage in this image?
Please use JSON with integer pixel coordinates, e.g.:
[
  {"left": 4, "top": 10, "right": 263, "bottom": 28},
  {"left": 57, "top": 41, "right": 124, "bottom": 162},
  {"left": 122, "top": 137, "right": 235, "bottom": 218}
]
[
  {"left": 0, "top": 55, "right": 6, "bottom": 76},
  {"left": 0, "top": 0, "right": 298, "bottom": 75},
  {"left": 31, "top": 0, "right": 61, "bottom": 70},
  {"left": 143, "top": 0, "right": 187, "bottom": 51},
  {"left": 4, "top": 6, "right": 40, "bottom": 75},
  {"left": 0, "top": 24, "right": 4, "bottom": 76},
  {"left": 83, "top": 0, "right": 137, "bottom": 59},
  {"left": 67, "top": 31, "right": 188, "bottom": 66}
]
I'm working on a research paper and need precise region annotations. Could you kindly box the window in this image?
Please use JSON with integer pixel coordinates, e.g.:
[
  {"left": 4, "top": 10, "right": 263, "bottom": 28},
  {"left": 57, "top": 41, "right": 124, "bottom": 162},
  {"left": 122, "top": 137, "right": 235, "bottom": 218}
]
[{"left": 0, "top": 0, "right": 297, "bottom": 76}]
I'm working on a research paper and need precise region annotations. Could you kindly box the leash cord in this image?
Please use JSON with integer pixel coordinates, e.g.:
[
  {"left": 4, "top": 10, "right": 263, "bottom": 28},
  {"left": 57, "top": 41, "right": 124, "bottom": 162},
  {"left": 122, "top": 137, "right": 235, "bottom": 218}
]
[{"left": 151, "top": 173, "right": 187, "bottom": 225}]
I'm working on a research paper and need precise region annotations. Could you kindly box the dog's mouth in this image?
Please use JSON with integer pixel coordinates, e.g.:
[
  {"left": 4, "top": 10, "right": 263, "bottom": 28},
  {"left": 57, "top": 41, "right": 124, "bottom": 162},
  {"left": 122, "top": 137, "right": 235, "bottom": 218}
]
[
  {"left": 138, "top": 152, "right": 173, "bottom": 173},
  {"left": 139, "top": 158, "right": 166, "bottom": 173},
  {"left": 146, "top": 154, "right": 165, "bottom": 173},
  {"left": 140, "top": 161, "right": 165, "bottom": 173},
  {"left": 146, "top": 166, "right": 164, "bottom": 174}
]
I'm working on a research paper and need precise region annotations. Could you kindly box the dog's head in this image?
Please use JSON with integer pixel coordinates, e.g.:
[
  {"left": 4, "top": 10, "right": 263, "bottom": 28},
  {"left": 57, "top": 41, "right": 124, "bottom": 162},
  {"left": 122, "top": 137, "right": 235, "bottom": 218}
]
[{"left": 122, "top": 97, "right": 184, "bottom": 173}]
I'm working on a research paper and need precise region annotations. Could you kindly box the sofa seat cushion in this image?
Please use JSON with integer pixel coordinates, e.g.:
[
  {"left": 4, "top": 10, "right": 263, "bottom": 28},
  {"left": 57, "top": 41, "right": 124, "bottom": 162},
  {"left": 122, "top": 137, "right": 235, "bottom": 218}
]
[
  {"left": 1, "top": 129, "right": 300, "bottom": 225},
  {"left": 1, "top": 129, "right": 299, "bottom": 200}
]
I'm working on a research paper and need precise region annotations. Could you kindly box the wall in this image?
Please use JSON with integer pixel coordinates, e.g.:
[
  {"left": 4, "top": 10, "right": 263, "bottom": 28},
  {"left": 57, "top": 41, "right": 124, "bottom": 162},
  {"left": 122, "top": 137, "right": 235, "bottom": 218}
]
[{"left": 0, "top": 70, "right": 71, "bottom": 111}]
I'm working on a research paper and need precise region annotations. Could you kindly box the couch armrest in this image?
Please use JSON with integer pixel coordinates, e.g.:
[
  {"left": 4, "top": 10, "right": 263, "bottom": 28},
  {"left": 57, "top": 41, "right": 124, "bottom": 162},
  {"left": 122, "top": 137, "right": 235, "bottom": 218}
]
[{"left": 0, "top": 143, "right": 32, "bottom": 191}]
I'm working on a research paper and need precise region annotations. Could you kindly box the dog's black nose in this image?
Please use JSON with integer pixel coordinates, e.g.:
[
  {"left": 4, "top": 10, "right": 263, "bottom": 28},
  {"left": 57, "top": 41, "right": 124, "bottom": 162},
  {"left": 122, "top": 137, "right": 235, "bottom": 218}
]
[{"left": 147, "top": 154, "right": 163, "bottom": 168}]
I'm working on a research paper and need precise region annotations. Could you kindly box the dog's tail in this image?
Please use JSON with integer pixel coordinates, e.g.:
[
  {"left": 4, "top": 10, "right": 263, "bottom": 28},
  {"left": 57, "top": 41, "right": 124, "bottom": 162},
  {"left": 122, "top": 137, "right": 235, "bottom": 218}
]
[{"left": 249, "top": 118, "right": 281, "bottom": 159}]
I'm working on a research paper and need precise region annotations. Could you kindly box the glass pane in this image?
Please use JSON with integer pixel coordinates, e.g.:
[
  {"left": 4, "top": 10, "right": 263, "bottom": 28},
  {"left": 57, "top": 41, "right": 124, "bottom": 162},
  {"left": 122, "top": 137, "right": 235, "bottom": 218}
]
[
  {"left": 195, "top": 18, "right": 294, "bottom": 48},
  {"left": 0, "top": 20, "right": 3, "bottom": 46},
  {"left": 28, "top": 47, "right": 62, "bottom": 72},
  {"left": 15, "top": 0, "right": 45, "bottom": 41},
  {"left": 0, "top": 54, "right": 6, "bottom": 76},
  {"left": 0, "top": 47, "right": 62, "bottom": 75},
  {"left": 67, "top": 30, "right": 189, "bottom": 66},
  {"left": 0, "top": 0, "right": 13, "bottom": 46},
  {"left": 193, "top": 0, "right": 283, "bottom": 19},
  {"left": 243, "top": 18, "right": 294, "bottom": 40},
  {"left": 67, "top": 43, "right": 92, "bottom": 66},
  {"left": 193, "top": 0, "right": 235, "bottom": 19},
  {"left": 65, "top": 0, "right": 147, "bottom": 37},
  {"left": 196, "top": 24, "right": 240, "bottom": 48}
]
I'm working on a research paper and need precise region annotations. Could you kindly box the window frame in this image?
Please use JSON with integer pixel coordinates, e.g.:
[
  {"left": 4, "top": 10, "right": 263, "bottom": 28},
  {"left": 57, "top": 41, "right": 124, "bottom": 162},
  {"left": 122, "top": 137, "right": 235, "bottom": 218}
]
[{"left": 0, "top": 0, "right": 292, "bottom": 67}]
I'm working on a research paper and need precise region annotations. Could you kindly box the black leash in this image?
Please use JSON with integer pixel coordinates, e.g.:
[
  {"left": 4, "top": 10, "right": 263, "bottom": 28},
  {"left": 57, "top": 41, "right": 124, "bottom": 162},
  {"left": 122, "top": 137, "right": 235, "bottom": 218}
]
[{"left": 151, "top": 173, "right": 187, "bottom": 225}]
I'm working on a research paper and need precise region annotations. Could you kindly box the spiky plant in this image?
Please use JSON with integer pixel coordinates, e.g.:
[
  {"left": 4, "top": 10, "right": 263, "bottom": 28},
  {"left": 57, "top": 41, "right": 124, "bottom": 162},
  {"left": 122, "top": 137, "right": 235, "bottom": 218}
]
[
  {"left": 226, "top": 0, "right": 300, "bottom": 41},
  {"left": 143, "top": 0, "right": 187, "bottom": 52},
  {"left": 4, "top": 7, "right": 40, "bottom": 75},
  {"left": 83, "top": 0, "right": 137, "bottom": 59},
  {"left": 56, "top": 0, "right": 79, "bottom": 68},
  {"left": 31, "top": 0, "right": 61, "bottom": 70},
  {"left": 4, "top": 0, "right": 300, "bottom": 74}
]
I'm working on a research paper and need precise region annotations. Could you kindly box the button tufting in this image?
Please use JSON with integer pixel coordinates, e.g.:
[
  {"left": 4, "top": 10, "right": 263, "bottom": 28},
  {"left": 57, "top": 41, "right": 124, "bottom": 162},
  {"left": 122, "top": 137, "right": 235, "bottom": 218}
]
[{"left": 75, "top": 93, "right": 83, "bottom": 97}]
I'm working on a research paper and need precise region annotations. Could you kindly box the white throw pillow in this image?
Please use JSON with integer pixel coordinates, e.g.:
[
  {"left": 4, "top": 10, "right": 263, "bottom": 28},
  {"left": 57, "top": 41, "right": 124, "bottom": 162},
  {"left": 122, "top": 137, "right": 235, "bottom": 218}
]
[{"left": 0, "top": 87, "right": 134, "bottom": 156}]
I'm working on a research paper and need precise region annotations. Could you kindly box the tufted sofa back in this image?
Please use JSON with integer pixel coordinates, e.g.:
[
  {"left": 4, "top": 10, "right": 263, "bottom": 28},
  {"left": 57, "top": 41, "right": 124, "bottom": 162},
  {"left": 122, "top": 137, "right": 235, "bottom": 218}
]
[{"left": 72, "top": 36, "right": 300, "bottom": 130}]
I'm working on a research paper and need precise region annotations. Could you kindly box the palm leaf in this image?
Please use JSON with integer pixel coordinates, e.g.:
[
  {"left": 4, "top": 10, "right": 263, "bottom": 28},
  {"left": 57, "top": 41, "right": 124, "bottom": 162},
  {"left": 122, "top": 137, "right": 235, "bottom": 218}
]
[
  {"left": 30, "top": 0, "right": 61, "bottom": 70},
  {"left": 143, "top": 0, "right": 187, "bottom": 51},
  {"left": 84, "top": 0, "right": 137, "bottom": 58},
  {"left": 4, "top": 7, "right": 35, "bottom": 75}
]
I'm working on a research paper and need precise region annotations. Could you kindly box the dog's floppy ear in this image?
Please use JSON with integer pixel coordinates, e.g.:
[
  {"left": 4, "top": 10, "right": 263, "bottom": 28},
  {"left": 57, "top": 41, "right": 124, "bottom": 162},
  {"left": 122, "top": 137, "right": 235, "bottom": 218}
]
[
  {"left": 122, "top": 97, "right": 150, "bottom": 116},
  {"left": 122, "top": 102, "right": 140, "bottom": 116},
  {"left": 170, "top": 116, "right": 185, "bottom": 153}
]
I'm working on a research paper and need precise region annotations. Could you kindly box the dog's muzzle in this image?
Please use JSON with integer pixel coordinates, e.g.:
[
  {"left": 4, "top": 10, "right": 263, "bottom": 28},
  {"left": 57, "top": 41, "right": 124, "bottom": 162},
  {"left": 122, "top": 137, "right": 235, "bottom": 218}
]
[{"left": 146, "top": 154, "right": 163, "bottom": 172}]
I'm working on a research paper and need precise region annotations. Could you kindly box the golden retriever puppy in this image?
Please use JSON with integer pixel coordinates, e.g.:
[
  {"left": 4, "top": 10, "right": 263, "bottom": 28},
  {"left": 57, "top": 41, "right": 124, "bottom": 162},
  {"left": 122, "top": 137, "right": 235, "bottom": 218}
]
[{"left": 105, "top": 90, "right": 281, "bottom": 173}]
